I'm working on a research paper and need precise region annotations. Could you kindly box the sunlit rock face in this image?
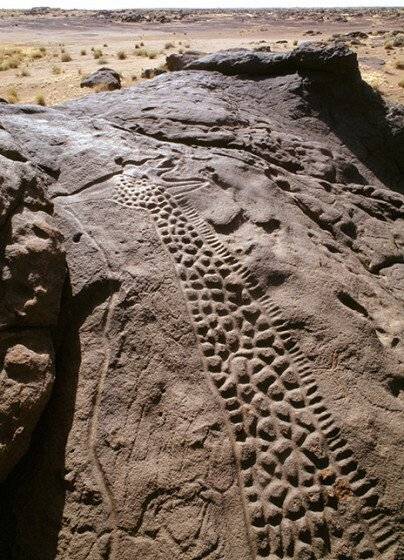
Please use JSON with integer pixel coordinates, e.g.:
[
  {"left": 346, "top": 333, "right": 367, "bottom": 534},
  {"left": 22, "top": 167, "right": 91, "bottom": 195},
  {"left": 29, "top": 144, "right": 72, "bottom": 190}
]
[{"left": 0, "top": 45, "right": 402, "bottom": 560}]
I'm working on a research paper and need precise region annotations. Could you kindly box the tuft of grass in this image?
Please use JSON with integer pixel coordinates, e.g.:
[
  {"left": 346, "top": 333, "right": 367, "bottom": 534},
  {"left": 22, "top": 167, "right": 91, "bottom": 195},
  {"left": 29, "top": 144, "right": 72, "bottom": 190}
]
[
  {"left": 39, "top": 46, "right": 46, "bottom": 54},
  {"left": 30, "top": 49, "right": 44, "bottom": 60},
  {"left": 35, "top": 92, "right": 46, "bottom": 106},
  {"left": 61, "top": 52, "right": 72, "bottom": 62},
  {"left": 20, "top": 67, "right": 30, "bottom": 77},
  {"left": 0, "top": 47, "right": 25, "bottom": 71},
  {"left": 395, "top": 59, "right": 404, "bottom": 70},
  {"left": 80, "top": 48, "right": 87, "bottom": 56},
  {"left": 134, "top": 47, "right": 155, "bottom": 58},
  {"left": 3, "top": 55, "right": 22, "bottom": 70},
  {"left": 184, "top": 42, "right": 190, "bottom": 48},
  {"left": 93, "top": 48, "right": 103, "bottom": 60},
  {"left": 117, "top": 50, "right": 127, "bottom": 60},
  {"left": 393, "top": 34, "right": 404, "bottom": 47},
  {"left": 103, "top": 43, "right": 108, "bottom": 47},
  {"left": 97, "top": 57, "right": 108, "bottom": 65},
  {"left": 52, "top": 64, "right": 62, "bottom": 75},
  {"left": 165, "top": 42, "right": 175, "bottom": 49},
  {"left": 6, "top": 87, "right": 19, "bottom": 104}
]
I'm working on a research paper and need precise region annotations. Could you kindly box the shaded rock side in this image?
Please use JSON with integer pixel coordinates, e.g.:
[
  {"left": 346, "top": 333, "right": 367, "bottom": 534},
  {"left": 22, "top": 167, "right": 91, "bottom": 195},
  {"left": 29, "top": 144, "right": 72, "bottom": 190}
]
[
  {"left": 0, "top": 147, "right": 65, "bottom": 482},
  {"left": 0, "top": 46, "right": 403, "bottom": 560}
]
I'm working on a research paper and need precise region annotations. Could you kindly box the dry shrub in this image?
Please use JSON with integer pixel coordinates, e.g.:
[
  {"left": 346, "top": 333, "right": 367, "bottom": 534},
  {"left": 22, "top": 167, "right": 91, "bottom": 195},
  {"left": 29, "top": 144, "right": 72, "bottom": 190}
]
[
  {"left": 392, "top": 34, "right": 404, "bottom": 47},
  {"left": 93, "top": 48, "right": 103, "bottom": 59},
  {"left": 165, "top": 42, "right": 175, "bottom": 49},
  {"left": 0, "top": 47, "right": 24, "bottom": 71},
  {"left": 6, "top": 87, "right": 19, "bottom": 103},
  {"left": 117, "top": 50, "right": 127, "bottom": 60},
  {"left": 134, "top": 47, "right": 158, "bottom": 59},
  {"left": 52, "top": 65, "right": 62, "bottom": 75},
  {"left": 61, "top": 52, "right": 72, "bottom": 62},
  {"left": 80, "top": 48, "right": 87, "bottom": 56},
  {"left": 35, "top": 92, "right": 46, "bottom": 106},
  {"left": 30, "top": 49, "right": 44, "bottom": 60}
]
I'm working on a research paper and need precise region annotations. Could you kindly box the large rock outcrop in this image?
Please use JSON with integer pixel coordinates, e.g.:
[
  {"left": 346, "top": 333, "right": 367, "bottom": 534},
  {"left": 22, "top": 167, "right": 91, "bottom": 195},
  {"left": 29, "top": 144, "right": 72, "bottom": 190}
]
[
  {"left": 0, "top": 45, "right": 402, "bottom": 560},
  {"left": 182, "top": 43, "right": 361, "bottom": 79}
]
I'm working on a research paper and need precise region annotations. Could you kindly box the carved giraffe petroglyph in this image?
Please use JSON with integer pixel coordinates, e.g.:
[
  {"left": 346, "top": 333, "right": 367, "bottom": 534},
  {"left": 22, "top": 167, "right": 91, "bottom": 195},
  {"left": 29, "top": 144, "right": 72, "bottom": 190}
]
[{"left": 110, "top": 175, "right": 397, "bottom": 560}]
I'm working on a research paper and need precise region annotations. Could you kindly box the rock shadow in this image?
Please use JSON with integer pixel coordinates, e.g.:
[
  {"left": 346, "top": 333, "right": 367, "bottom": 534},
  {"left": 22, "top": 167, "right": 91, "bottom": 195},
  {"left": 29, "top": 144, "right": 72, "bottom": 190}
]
[
  {"left": 0, "top": 272, "right": 119, "bottom": 559},
  {"left": 299, "top": 75, "right": 404, "bottom": 194}
]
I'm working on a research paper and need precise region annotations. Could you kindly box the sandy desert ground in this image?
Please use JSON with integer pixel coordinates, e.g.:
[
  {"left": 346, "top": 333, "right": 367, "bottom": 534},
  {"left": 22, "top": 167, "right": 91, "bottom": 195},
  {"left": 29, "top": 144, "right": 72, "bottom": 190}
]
[{"left": 0, "top": 8, "right": 403, "bottom": 106}]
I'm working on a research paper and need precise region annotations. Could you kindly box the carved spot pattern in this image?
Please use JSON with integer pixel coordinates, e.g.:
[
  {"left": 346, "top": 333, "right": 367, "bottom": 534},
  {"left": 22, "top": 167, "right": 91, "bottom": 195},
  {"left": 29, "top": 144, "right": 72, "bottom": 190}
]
[{"left": 112, "top": 176, "right": 397, "bottom": 560}]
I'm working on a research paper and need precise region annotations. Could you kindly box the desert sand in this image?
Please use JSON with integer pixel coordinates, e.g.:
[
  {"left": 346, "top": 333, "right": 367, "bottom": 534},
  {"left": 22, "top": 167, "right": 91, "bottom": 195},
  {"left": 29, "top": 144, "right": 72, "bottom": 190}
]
[{"left": 0, "top": 7, "right": 403, "bottom": 106}]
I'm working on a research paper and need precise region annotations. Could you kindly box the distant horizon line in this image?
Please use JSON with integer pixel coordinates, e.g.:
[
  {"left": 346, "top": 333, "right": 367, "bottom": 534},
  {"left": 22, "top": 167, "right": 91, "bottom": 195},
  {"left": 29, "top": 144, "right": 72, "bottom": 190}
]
[{"left": 3, "top": 4, "right": 402, "bottom": 9}]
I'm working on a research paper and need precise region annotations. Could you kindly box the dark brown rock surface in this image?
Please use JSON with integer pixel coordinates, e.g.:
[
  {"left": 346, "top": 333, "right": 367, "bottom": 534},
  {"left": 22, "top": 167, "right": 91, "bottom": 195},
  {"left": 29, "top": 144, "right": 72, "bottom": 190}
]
[
  {"left": 0, "top": 46, "right": 403, "bottom": 560},
  {"left": 0, "top": 142, "right": 65, "bottom": 482}
]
